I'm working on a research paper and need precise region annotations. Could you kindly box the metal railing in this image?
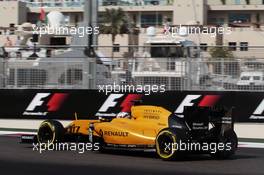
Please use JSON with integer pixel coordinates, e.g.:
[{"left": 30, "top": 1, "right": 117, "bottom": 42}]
[
  {"left": 23, "top": 0, "right": 85, "bottom": 8},
  {"left": 0, "top": 56, "right": 96, "bottom": 89},
  {"left": 23, "top": 0, "right": 173, "bottom": 8},
  {"left": 107, "top": 59, "right": 264, "bottom": 91},
  {"left": 22, "top": 0, "right": 264, "bottom": 8},
  {"left": 1, "top": 45, "right": 264, "bottom": 91},
  {"left": 208, "top": 0, "right": 264, "bottom": 5},
  {"left": 99, "top": 0, "right": 174, "bottom": 6},
  {"left": 93, "top": 45, "right": 264, "bottom": 91}
]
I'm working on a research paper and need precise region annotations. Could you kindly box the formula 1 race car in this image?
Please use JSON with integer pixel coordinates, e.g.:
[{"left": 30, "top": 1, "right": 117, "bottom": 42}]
[{"left": 21, "top": 105, "right": 238, "bottom": 160}]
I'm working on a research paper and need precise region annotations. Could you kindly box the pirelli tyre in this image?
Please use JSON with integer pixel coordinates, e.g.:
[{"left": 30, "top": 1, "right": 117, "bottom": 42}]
[
  {"left": 155, "top": 128, "right": 184, "bottom": 161},
  {"left": 210, "top": 129, "right": 238, "bottom": 159},
  {"left": 37, "top": 120, "right": 65, "bottom": 144}
]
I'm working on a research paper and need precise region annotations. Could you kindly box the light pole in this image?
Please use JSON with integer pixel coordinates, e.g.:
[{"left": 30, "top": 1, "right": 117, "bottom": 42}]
[{"left": 83, "top": 0, "right": 98, "bottom": 89}]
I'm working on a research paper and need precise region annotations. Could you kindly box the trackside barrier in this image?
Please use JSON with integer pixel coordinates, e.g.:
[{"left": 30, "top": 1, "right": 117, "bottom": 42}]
[{"left": 0, "top": 89, "right": 262, "bottom": 123}]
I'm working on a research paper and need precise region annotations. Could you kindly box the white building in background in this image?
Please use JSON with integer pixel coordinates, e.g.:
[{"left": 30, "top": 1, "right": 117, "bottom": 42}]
[
  {"left": 1, "top": 0, "right": 264, "bottom": 59},
  {"left": 0, "top": 0, "right": 263, "bottom": 90}
]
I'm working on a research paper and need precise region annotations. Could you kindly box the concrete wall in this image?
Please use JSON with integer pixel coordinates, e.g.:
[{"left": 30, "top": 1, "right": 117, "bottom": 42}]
[
  {"left": 0, "top": 1, "right": 27, "bottom": 27},
  {"left": 173, "top": 0, "right": 207, "bottom": 25},
  {"left": 98, "top": 34, "right": 129, "bottom": 58}
]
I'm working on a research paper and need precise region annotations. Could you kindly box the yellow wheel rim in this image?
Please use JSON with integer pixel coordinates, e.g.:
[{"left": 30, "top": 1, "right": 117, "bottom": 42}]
[{"left": 156, "top": 130, "right": 177, "bottom": 159}]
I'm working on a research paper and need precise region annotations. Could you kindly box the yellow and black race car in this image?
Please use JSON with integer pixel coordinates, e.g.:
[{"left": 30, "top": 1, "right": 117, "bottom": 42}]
[{"left": 22, "top": 105, "right": 238, "bottom": 160}]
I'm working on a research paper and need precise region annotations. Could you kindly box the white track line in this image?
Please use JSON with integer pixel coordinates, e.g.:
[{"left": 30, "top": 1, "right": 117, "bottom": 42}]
[
  {"left": 238, "top": 142, "right": 264, "bottom": 149},
  {"left": 0, "top": 131, "right": 36, "bottom": 136}
]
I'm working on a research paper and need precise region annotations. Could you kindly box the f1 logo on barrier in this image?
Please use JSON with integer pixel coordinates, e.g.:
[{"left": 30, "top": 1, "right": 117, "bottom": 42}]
[
  {"left": 23, "top": 93, "right": 68, "bottom": 116},
  {"left": 25, "top": 93, "right": 50, "bottom": 112},
  {"left": 96, "top": 93, "right": 220, "bottom": 118},
  {"left": 96, "top": 94, "right": 143, "bottom": 117},
  {"left": 98, "top": 94, "right": 124, "bottom": 113},
  {"left": 250, "top": 99, "right": 264, "bottom": 119},
  {"left": 175, "top": 95, "right": 221, "bottom": 117}
]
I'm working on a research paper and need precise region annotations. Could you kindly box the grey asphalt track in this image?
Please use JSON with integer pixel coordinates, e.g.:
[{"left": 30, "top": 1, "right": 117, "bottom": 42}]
[{"left": 0, "top": 136, "right": 263, "bottom": 175}]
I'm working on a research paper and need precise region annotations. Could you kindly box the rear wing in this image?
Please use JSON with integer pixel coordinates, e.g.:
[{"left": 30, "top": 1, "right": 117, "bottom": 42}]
[
  {"left": 209, "top": 106, "right": 234, "bottom": 126},
  {"left": 183, "top": 106, "right": 235, "bottom": 130}
]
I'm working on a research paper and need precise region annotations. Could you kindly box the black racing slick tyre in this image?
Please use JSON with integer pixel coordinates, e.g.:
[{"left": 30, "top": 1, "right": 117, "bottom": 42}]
[
  {"left": 155, "top": 129, "right": 183, "bottom": 160},
  {"left": 37, "top": 120, "right": 65, "bottom": 144},
  {"left": 210, "top": 129, "right": 238, "bottom": 159}
]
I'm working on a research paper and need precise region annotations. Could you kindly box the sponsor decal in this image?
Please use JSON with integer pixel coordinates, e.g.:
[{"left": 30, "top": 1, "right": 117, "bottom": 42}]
[
  {"left": 99, "top": 129, "right": 128, "bottom": 137},
  {"left": 192, "top": 122, "right": 208, "bottom": 130},
  {"left": 144, "top": 109, "right": 162, "bottom": 113},
  {"left": 144, "top": 115, "right": 160, "bottom": 120},
  {"left": 250, "top": 99, "right": 264, "bottom": 120},
  {"left": 143, "top": 109, "right": 161, "bottom": 120},
  {"left": 23, "top": 93, "right": 68, "bottom": 116}
]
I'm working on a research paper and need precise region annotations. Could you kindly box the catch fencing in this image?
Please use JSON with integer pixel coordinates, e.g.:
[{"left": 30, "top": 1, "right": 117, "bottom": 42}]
[{"left": 0, "top": 45, "right": 264, "bottom": 91}]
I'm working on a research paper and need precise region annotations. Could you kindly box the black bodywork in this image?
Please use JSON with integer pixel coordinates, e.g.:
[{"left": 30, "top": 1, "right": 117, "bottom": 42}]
[{"left": 168, "top": 106, "right": 235, "bottom": 146}]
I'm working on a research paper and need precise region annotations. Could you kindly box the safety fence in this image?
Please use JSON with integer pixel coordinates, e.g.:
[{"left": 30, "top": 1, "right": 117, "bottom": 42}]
[{"left": 0, "top": 45, "right": 263, "bottom": 91}]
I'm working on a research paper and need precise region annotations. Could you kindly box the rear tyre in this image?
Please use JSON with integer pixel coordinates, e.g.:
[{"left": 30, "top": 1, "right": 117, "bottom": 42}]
[
  {"left": 155, "top": 129, "right": 179, "bottom": 160},
  {"left": 210, "top": 129, "right": 238, "bottom": 159},
  {"left": 37, "top": 120, "right": 65, "bottom": 144}
]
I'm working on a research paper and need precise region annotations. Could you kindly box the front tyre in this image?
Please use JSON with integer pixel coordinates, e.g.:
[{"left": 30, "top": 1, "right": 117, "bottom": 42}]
[{"left": 37, "top": 120, "right": 64, "bottom": 144}]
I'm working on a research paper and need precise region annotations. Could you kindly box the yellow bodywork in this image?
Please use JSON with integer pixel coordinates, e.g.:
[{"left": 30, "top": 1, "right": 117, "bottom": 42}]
[{"left": 66, "top": 106, "right": 172, "bottom": 146}]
